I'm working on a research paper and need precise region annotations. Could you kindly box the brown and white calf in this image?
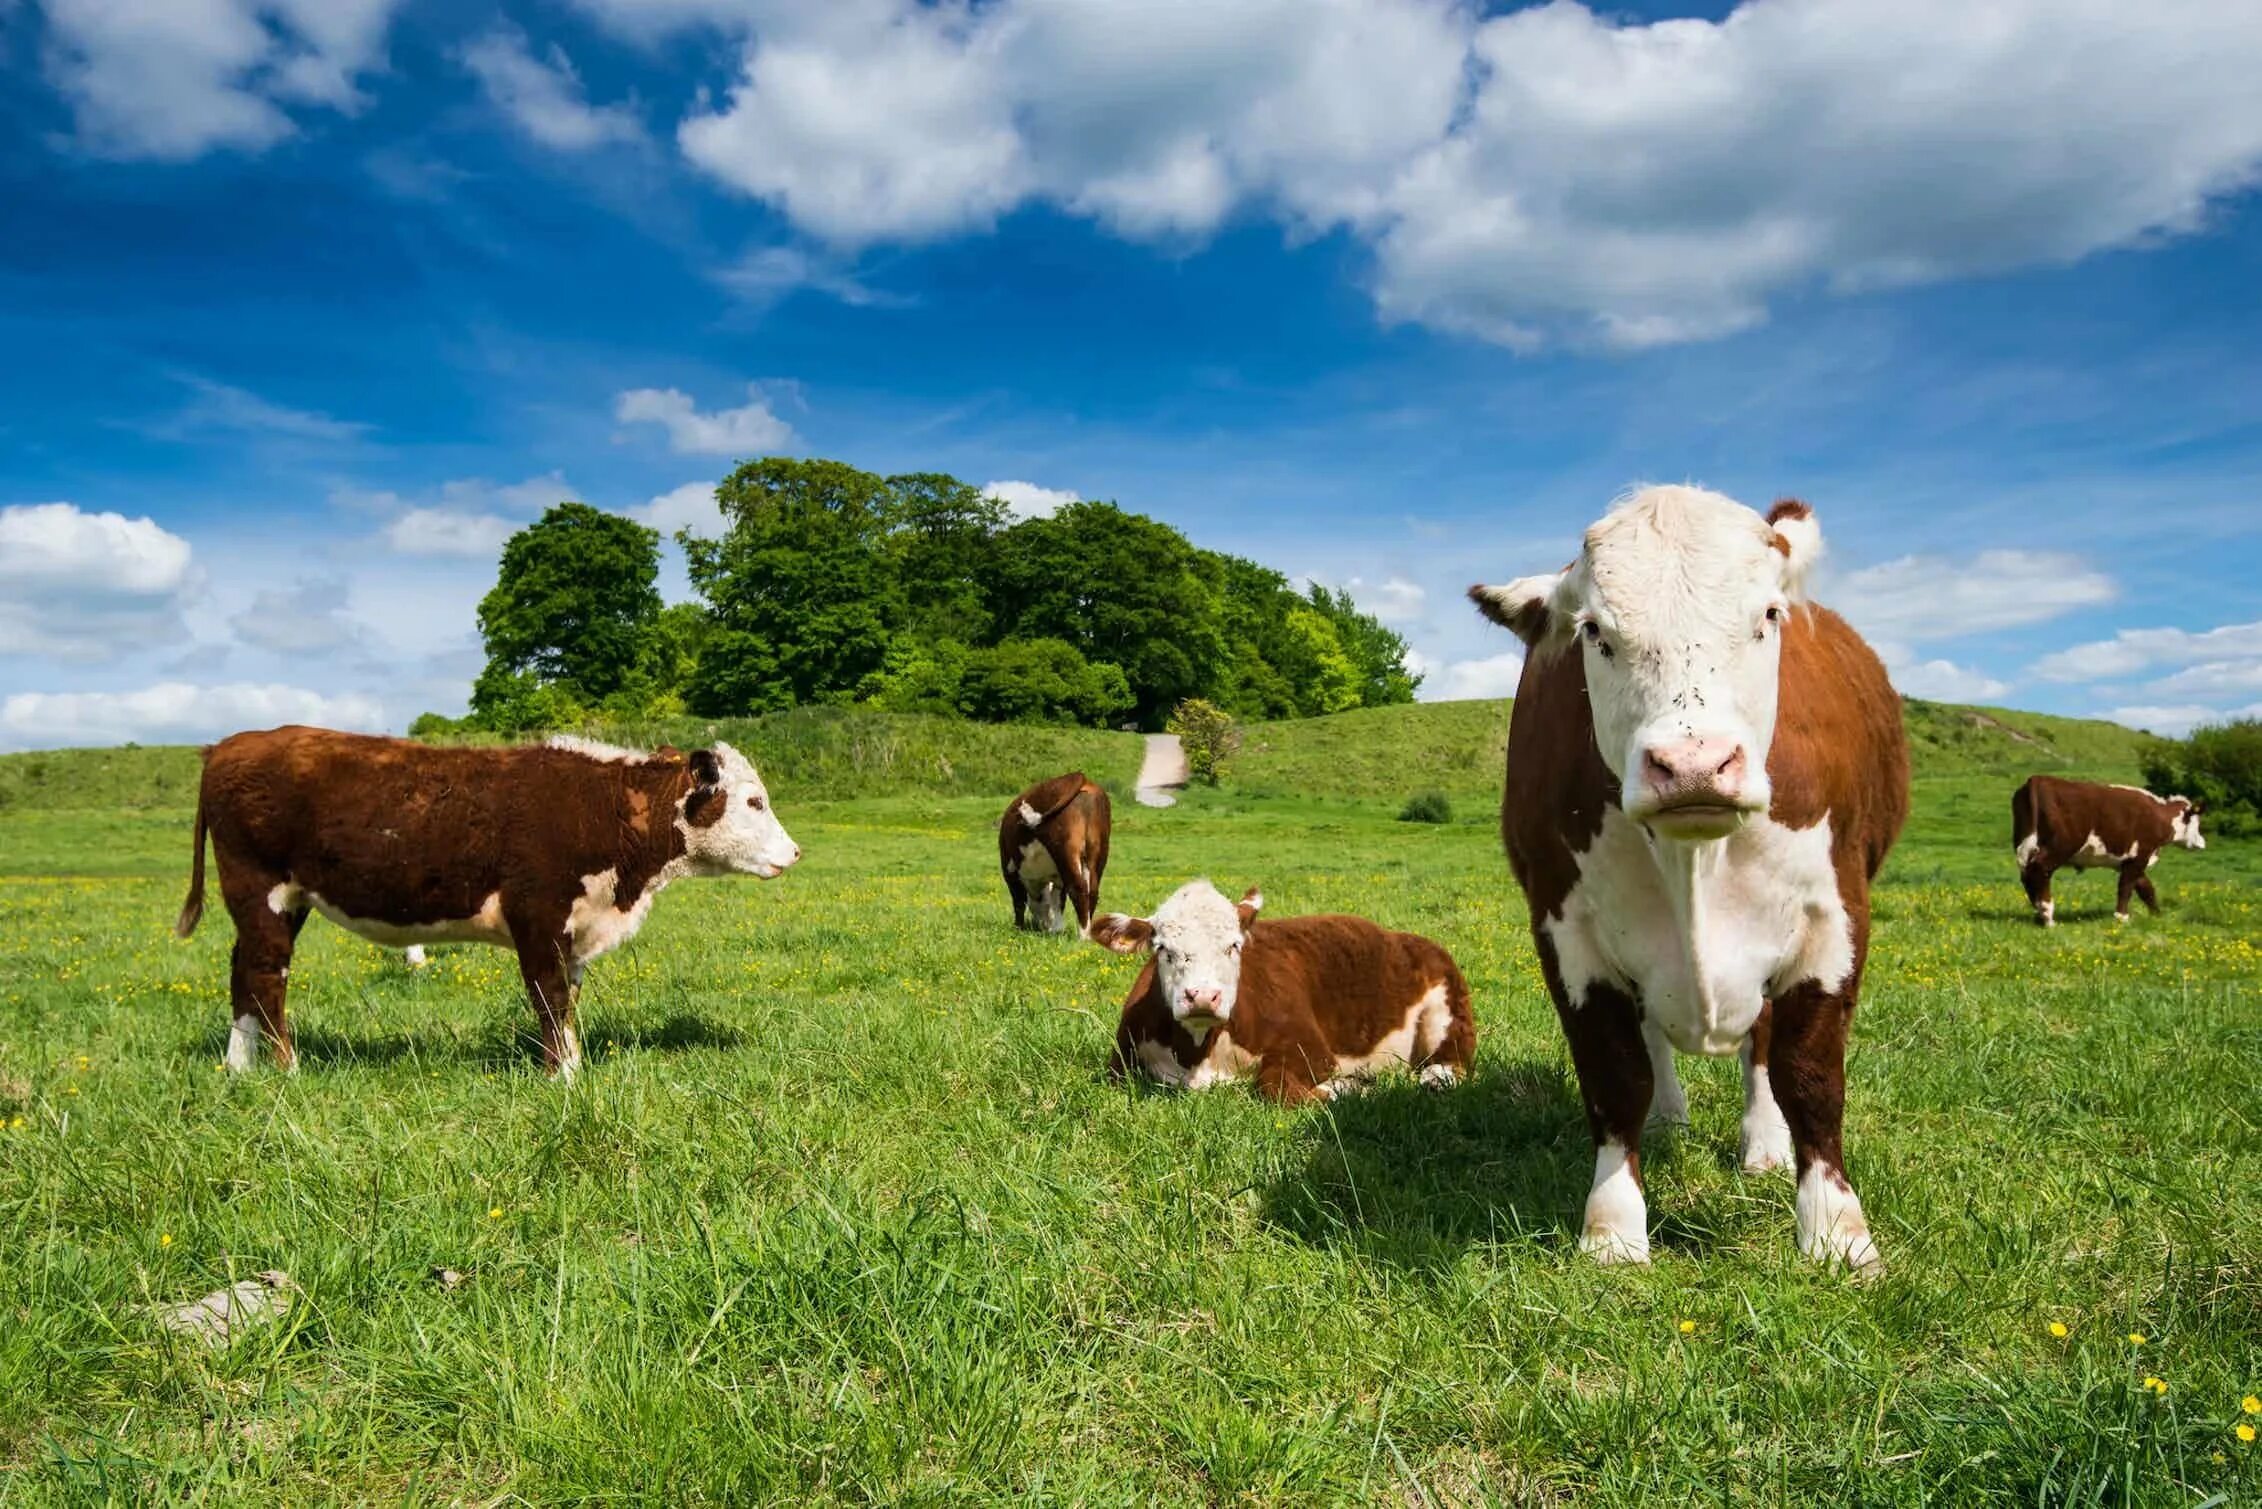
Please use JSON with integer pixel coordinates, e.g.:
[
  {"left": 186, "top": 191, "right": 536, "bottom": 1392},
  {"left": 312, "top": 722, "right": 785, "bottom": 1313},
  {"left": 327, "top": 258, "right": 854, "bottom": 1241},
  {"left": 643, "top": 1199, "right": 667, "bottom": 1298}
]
[
  {"left": 1472, "top": 485, "right": 1908, "bottom": 1271},
  {"left": 1000, "top": 771, "right": 1110, "bottom": 933},
  {"left": 1092, "top": 880, "right": 1475, "bottom": 1105},
  {"left": 176, "top": 727, "right": 800, "bottom": 1079},
  {"left": 2013, "top": 775, "right": 2204, "bottom": 926}
]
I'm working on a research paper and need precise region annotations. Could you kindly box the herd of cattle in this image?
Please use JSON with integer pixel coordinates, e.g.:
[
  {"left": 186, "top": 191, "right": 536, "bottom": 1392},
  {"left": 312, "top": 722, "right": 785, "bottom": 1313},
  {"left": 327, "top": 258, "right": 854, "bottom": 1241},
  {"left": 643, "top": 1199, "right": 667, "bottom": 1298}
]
[{"left": 173, "top": 485, "right": 2211, "bottom": 1274}]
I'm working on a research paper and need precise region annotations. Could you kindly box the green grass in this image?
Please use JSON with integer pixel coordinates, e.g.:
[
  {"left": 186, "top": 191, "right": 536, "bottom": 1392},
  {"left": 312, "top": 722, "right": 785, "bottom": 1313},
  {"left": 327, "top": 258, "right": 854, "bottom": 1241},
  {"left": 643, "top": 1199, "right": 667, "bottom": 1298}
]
[{"left": 2, "top": 705, "right": 2259, "bottom": 1504}]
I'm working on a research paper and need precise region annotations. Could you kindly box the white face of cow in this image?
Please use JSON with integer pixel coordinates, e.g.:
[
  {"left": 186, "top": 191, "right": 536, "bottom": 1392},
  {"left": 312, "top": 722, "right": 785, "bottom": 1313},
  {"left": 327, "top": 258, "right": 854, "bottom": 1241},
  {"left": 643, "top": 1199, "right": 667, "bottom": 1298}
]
[
  {"left": 678, "top": 742, "right": 802, "bottom": 878},
  {"left": 1472, "top": 485, "right": 1821, "bottom": 842},
  {"left": 2171, "top": 801, "right": 2206, "bottom": 850},
  {"left": 1089, "top": 880, "right": 1262, "bottom": 1029}
]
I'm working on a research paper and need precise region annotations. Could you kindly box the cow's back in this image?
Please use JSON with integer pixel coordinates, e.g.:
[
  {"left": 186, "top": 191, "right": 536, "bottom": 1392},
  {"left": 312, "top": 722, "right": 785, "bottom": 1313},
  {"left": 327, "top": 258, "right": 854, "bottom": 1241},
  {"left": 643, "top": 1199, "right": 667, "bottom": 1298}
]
[
  {"left": 2016, "top": 775, "right": 2171, "bottom": 859},
  {"left": 1240, "top": 914, "right": 1458, "bottom": 1044}
]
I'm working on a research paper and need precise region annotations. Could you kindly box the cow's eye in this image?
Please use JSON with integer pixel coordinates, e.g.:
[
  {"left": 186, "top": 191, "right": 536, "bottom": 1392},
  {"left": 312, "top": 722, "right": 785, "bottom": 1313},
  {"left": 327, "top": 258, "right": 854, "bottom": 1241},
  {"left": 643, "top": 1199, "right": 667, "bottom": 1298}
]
[
  {"left": 1582, "top": 620, "right": 1613, "bottom": 659},
  {"left": 1765, "top": 605, "right": 1785, "bottom": 625}
]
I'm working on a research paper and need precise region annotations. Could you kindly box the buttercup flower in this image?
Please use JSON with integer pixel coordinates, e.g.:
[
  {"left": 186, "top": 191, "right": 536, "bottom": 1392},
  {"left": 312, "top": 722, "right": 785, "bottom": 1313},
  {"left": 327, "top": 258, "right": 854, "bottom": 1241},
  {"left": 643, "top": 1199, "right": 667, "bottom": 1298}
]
[
  {"left": 2048, "top": 1321, "right": 2068, "bottom": 1339},
  {"left": 488, "top": 1206, "right": 503, "bottom": 1220},
  {"left": 2128, "top": 1332, "right": 2147, "bottom": 1345},
  {"left": 1678, "top": 1319, "right": 1697, "bottom": 1334},
  {"left": 2142, "top": 1376, "right": 2167, "bottom": 1395},
  {"left": 2239, "top": 1424, "right": 2257, "bottom": 1445},
  {"left": 159, "top": 1233, "right": 172, "bottom": 1247},
  {"left": 2243, "top": 1396, "right": 2260, "bottom": 1415}
]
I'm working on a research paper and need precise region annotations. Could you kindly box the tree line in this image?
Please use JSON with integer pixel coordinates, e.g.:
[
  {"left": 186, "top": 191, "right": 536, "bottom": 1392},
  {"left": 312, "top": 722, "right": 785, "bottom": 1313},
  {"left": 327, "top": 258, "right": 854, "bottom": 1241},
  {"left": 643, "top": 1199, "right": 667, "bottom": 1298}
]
[{"left": 419, "top": 456, "right": 1420, "bottom": 736}]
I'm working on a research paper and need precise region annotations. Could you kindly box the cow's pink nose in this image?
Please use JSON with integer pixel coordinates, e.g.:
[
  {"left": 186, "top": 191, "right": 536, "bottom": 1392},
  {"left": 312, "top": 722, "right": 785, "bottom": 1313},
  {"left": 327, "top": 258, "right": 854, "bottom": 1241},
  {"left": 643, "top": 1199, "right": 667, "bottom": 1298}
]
[
  {"left": 1642, "top": 738, "right": 1748, "bottom": 802},
  {"left": 1185, "top": 987, "right": 1223, "bottom": 1013}
]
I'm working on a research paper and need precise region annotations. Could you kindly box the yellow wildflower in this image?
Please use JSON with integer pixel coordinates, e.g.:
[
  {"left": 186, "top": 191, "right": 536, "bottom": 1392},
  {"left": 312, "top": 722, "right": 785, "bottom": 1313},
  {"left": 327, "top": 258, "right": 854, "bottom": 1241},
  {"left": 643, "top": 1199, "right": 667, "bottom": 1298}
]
[
  {"left": 2240, "top": 1424, "right": 2258, "bottom": 1445},
  {"left": 488, "top": 1206, "right": 503, "bottom": 1220},
  {"left": 2244, "top": 1396, "right": 2261, "bottom": 1415},
  {"left": 159, "top": 1233, "right": 172, "bottom": 1248},
  {"left": 2142, "top": 1376, "right": 2166, "bottom": 1395},
  {"left": 1678, "top": 1319, "right": 1697, "bottom": 1335},
  {"left": 2128, "top": 1332, "right": 2147, "bottom": 1345},
  {"left": 2048, "top": 1321, "right": 2068, "bottom": 1339}
]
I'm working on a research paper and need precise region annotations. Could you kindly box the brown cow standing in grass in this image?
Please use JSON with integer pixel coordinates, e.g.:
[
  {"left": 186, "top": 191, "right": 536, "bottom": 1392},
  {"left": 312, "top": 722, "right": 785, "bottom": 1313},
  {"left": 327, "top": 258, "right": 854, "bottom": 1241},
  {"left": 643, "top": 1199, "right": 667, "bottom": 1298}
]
[
  {"left": 176, "top": 728, "right": 800, "bottom": 1079},
  {"left": 1000, "top": 771, "right": 1110, "bottom": 933},
  {"left": 1092, "top": 880, "right": 1476, "bottom": 1104},
  {"left": 2013, "top": 775, "right": 2205, "bottom": 926},
  {"left": 1471, "top": 485, "right": 1908, "bottom": 1272}
]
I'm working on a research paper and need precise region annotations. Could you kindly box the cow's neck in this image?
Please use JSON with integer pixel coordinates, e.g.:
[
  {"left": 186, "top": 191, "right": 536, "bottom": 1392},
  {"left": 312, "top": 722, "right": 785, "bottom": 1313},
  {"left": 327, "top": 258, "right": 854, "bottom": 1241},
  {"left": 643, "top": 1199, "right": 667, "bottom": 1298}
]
[{"left": 1647, "top": 831, "right": 1730, "bottom": 1038}]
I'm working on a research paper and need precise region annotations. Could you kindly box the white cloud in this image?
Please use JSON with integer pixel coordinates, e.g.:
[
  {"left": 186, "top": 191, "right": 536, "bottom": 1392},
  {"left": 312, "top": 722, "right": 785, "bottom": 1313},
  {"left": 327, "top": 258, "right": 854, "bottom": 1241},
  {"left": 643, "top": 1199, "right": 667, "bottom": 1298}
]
[
  {"left": 0, "top": 502, "right": 200, "bottom": 660},
  {"left": 982, "top": 479, "right": 1078, "bottom": 520},
  {"left": 632, "top": 480, "right": 725, "bottom": 538},
  {"left": 228, "top": 578, "right": 363, "bottom": 654},
  {"left": 337, "top": 473, "right": 573, "bottom": 558},
  {"left": 1879, "top": 653, "right": 2010, "bottom": 704},
  {"left": 1831, "top": 550, "right": 2117, "bottom": 645},
  {"left": 713, "top": 245, "right": 906, "bottom": 308},
  {"left": 1348, "top": 575, "right": 1426, "bottom": 623},
  {"left": 1419, "top": 649, "right": 1524, "bottom": 702},
  {"left": 2031, "top": 620, "right": 2262, "bottom": 683},
  {"left": 629, "top": 0, "right": 2262, "bottom": 348},
  {"left": 0, "top": 682, "right": 386, "bottom": 751},
  {"left": 382, "top": 508, "right": 516, "bottom": 559},
  {"left": 615, "top": 385, "right": 796, "bottom": 455},
  {"left": 169, "top": 375, "right": 369, "bottom": 442},
  {"left": 2105, "top": 703, "right": 2262, "bottom": 739},
  {"left": 40, "top": 0, "right": 401, "bottom": 161},
  {"left": 460, "top": 27, "right": 643, "bottom": 151}
]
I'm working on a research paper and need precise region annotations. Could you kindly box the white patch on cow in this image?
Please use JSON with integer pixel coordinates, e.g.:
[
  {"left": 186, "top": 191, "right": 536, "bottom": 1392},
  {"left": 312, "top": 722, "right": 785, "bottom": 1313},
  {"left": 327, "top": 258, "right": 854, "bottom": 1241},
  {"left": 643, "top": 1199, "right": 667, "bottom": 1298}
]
[
  {"left": 1547, "top": 809, "right": 1852, "bottom": 1057},
  {"left": 1417, "top": 1062, "right": 1460, "bottom": 1090},
  {"left": 1183, "top": 1029, "right": 1259, "bottom": 1091},
  {"left": 226, "top": 1013, "right": 259, "bottom": 1072},
  {"left": 1643, "top": 1022, "right": 1689, "bottom": 1126},
  {"left": 2172, "top": 804, "right": 2206, "bottom": 850},
  {"left": 2014, "top": 832, "right": 2040, "bottom": 868},
  {"left": 1739, "top": 1045, "right": 1793, "bottom": 1172},
  {"left": 266, "top": 882, "right": 300, "bottom": 915},
  {"left": 1017, "top": 801, "right": 1042, "bottom": 827},
  {"left": 2068, "top": 832, "right": 2137, "bottom": 869},
  {"left": 1020, "top": 842, "right": 1066, "bottom": 931},
  {"left": 1329, "top": 982, "right": 1455, "bottom": 1083},
  {"left": 678, "top": 741, "right": 800, "bottom": 879},
  {"left": 1796, "top": 1162, "right": 1881, "bottom": 1273},
  {"left": 546, "top": 734, "right": 645, "bottom": 764},
  {"left": 307, "top": 889, "right": 512, "bottom": 949},
  {"left": 555, "top": 1023, "right": 583, "bottom": 1082},
  {"left": 566, "top": 867, "right": 663, "bottom": 963},
  {"left": 1580, "top": 1140, "right": 1650, "bottom": 1265},
  {"left": 2038, "top": 898, "right": 2056, "bottom": 927},
  {"left": 2114, "top": 910, "right": 2132, "bottom": 924}
]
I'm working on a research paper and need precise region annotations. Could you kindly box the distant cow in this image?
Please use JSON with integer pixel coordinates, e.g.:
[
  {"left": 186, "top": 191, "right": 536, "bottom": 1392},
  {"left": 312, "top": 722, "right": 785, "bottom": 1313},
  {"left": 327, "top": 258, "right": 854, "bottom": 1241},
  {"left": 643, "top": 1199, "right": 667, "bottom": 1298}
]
[
  {"left": 1471, "top": 486, "right": 1908, "bottom": 1272},
  {"left": 2013, "top": 775, "right": 2204, "bottom": 926},
  {"left": 176, "top": 728, "right": 800, "bottom": 1079},
  {"left": 1000, "top": 772, "right": 1110, "bottom": 933},
  {"left": 1091, "top": 880, "right": 1475, "bottom": 1104}
]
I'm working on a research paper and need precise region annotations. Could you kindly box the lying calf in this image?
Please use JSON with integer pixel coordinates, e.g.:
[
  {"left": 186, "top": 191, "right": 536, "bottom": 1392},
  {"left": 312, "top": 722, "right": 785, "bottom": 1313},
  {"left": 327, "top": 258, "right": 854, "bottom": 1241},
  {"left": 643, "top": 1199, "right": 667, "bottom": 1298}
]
[{"left": 1092, "top": 880, "right": 1475, "bottom": 1104}]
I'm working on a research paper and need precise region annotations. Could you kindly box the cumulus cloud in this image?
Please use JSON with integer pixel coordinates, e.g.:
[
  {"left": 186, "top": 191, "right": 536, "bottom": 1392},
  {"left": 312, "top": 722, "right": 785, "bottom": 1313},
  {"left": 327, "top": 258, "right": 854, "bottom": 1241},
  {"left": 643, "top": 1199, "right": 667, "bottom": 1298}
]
[
  {"left": 1876, "top": 650, "right": 2010, "bottom": 704},
  {"left": 2105, "top": 703, "right": 2262, "bottom": 739},
  {"left": 1419, "top": 649, "right": 1524, "bottom": 702},
  {"left": 1348, "top": 575, "right": 1426, "bottom": 623},
  {"left": 383, "top": 508, "right": 516, "bottom": 558},
  {"left": 460, "top": 26, "right": 643, "bottom": 151},
  {"left": 628, "top": 0, "right": 2262, "bottom": 348},
  {"left": 1831, "top": 550, "right": 2117, "bottom": 645},
  {"left": 228, "top": 578, "right": 364, "bottom": 654},
  {"left": 40, "top": 0, "right": 401, "bottom": 161},
  {"left": 615, "top": 385, "right": 796, "bottom": 455},
  {"left": 339, "top": 473, "right": 574, "bottom": 558},
  {"left": 982, "top": 480, "right": 1078, "bottom": 520},
  {"left": 2030, "top": 620, "right": 2262, "bottom": 683},
  {"left": 0, "top": 502, "right": 200, "bottom": 660},
  {"left": 0, "top": 682, "right": 387, "bottom": 752},
  {"left": 632, "top": 480, "right": 725, "bottom": 538}
]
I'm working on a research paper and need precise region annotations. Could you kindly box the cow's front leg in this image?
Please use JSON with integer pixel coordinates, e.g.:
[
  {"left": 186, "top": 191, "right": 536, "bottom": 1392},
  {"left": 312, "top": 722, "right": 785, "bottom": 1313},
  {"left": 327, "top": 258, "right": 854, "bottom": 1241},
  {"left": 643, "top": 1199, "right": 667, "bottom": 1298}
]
[
  {"left": 2021, "top": 862, "right": 2055, "bottom": 927},
  {"left": 513, "top": 930, "right": 580, "bottom": 1082},
  {"left": 1257, "top": 1040, "right": 1329, "bottom": 1106},
  {"left": 1004, "top": 868, "right": 1031, "bottom": 930},
  {"left": 1739, "top": 1000, "right": 1793, "bottom": 1173},
  {"left": 1642, "top": 1019, "right": 1688, "bottom": 1127},
  {"left": 2134, "top": 873, "right": 2161, "bottom": 916},
  {"left": 1767, "top": 978, "right": 1879, "bottom": 1273},
  {"left": 2114, "top": 861, "right": 2147, "bottom": 923},
  {"left": 1558, "top": 982, "right": 1654, "bottom": 1265}
]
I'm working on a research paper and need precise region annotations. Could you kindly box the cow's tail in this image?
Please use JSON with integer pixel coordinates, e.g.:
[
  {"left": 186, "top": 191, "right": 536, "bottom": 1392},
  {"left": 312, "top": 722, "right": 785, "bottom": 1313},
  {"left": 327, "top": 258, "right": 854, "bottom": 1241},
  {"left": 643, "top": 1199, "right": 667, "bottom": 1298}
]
[
  {"left": 1034, "top": 771, "right": 1091, "bottom": 826},
  {"left": 175, "top": 776, "right": 208, "bottom": 939},
  {"left": 2010, "top": 779, "right": 2034, "bottom": 856}
]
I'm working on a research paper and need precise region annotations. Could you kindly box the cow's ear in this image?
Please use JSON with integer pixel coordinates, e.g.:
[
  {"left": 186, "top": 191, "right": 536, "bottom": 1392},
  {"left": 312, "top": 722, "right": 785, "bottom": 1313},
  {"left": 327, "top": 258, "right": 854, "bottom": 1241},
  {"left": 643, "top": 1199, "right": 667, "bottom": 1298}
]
[
  {"left": 1470, "top": 569, "right": 1570, "bottom": 652},
  {"left": 1765, "top": 500, "right": 1822, "bottom": 599},
  {"left": 689, "top": 748, "right": 723, "bottom": 787},
  {"left": 1087, "top": 914, "right": 1155, "bottom": 954},
  {"left": 653, "top": 744, "right": 684, "bottom": 763},
  {"left": 1236, "top": 887, "right": 1262, "bottom": 932}
]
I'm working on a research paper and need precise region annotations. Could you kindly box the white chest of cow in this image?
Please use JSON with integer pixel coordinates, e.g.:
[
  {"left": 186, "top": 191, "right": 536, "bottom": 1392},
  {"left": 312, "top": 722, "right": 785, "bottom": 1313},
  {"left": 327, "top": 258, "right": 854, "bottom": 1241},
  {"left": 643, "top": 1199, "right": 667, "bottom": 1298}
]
[{"left": 1547, "top": 809, "right": 1853, "bottom": 1056}]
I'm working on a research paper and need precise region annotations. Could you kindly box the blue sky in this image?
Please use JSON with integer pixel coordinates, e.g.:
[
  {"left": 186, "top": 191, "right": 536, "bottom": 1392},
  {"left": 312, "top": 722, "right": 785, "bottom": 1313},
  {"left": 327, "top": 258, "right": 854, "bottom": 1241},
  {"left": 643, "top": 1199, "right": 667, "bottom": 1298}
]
[{"left": 3, "top": 0, "right": 2260, "bottom": 750}]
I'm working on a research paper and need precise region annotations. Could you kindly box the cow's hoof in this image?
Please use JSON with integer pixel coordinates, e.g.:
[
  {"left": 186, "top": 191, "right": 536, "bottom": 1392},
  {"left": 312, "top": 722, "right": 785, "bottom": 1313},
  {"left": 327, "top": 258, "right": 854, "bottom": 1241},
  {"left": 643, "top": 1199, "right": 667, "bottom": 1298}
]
[
  {"left": 1416, "top": 1063, "right": 1461, "bottom": 1091},
  {"left": 1578, "top": 1226, "right": 1652, "bottom": 1266},
  {"left": 1739, "top": 1136, "right": 1792, "bottom": 1174},
  {"left": 2114, "top": 912, "right": 2131, "bottom": 925},
  {"left": 1802, "top": 1230, "right": 1884, "bottom": 1278}
]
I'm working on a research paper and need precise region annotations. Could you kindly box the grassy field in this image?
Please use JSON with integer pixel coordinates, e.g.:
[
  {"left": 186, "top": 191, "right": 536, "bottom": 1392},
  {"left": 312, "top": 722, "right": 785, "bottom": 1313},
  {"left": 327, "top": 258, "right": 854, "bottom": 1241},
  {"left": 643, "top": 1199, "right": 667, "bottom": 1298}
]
[{"left": 2, "top": 704, "right": 2258, "bottom": 1504}]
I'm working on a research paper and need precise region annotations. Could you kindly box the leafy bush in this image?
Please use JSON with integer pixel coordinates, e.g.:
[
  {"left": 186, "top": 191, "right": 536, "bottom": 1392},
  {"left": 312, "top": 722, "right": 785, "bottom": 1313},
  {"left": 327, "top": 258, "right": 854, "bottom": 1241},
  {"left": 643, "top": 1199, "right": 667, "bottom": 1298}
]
[
  {"left": 959, "top": 637, "right": 1134, "bottom": 727},
  {"left": 2141, "top": 718, "right": 2262, "bottom": 836},
  {"left": 1168, "top": 698, "right": 1242, "bottom": 786},
  {"left": 1398, "top": 790, "right": 1453, "bottom": 824}
]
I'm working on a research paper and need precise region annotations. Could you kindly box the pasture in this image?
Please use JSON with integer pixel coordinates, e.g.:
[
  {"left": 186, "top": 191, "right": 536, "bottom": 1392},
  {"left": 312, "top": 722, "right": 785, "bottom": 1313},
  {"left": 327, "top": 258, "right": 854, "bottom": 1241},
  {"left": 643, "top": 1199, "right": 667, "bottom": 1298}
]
[{"left": 1, "top": 702, "right": 2258, "bottom": 1504}]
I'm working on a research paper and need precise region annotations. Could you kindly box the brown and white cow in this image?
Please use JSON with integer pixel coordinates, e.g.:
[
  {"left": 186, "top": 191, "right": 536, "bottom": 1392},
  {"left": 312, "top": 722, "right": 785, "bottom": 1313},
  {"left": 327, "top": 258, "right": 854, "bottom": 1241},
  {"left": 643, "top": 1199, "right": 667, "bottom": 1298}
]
[
  {"left": 1000, "top": 771, "right": 1110, "bottom": 934},
  {"left": 1092, "top": 880, "right": 1476, "bottom": 1105},
  {"left": 1471, "top": 485, "right": 1908, "bottom": 1272},
  {"left": 175, "top": 727, "right": 800, "bottom": 1079},
  {"left": 2013, "top": 775, "right": 2204, "bottom": 927}
]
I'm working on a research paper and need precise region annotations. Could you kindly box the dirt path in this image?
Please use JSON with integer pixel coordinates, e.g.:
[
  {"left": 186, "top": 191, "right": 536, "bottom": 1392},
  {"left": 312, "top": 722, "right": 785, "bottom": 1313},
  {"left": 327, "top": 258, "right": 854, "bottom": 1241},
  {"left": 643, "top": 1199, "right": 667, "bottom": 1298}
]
[{"left": 1134, "top": 734, "right": 1187, "bottom": 808}]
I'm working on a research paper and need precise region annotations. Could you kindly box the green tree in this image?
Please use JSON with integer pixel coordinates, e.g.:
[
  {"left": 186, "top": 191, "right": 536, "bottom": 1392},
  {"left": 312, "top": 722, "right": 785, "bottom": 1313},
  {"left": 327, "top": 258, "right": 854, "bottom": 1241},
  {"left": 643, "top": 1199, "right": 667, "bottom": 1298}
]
[
  {"left": 2142, "top": 718, "right": 2262, "bottom": 835},
  {"left": 858, "top": 637, "right": 973, "bottom": 717},
  {"left": 993, "top": 502, "right": 1228, "bottom": 727},
  {"left": 467, "top": 664, "right": 587, "bottom": 735},
  {"left": 1277, "top": 606, "right": 1364, "bottom": 716},
  {"left": 1305, "top": 583, "right": 1421, "bottom": 705},
  {"left": 475, "top": 502, "right": 662, "bottom": 702},
  {"left": 684, "top": 458, "right": 903, "bottom": 715},
  {"left": 883, "top": 473, "right": 1008, "bottom": 645},
  {"left": 959, "top": 638, "right": 1134, "bottom": 726}
]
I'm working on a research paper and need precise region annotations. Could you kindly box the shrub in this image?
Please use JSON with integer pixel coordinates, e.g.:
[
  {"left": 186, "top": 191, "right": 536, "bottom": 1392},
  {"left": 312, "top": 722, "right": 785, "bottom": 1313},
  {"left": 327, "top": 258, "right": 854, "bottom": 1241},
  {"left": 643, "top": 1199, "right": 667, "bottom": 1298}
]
[
  {"left": 2141, "top": 717, "right": 2262, "bottom": 836},
  {"left": 1398, "top": 790, "right": 1453, "bottom": 824},
  {"left": 958, "top": 637, "right": 1133, "bottom": 727},
  {"left": 1168, "top": 698, "right": 1242, "bottom": 786}
]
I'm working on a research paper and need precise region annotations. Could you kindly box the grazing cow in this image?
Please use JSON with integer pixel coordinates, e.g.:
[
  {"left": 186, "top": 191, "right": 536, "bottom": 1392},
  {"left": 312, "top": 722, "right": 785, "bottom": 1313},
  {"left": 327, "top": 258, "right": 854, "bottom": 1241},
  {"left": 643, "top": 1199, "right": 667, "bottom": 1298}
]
[
  {"left": 2013, "top": 775, "right": 2204, "bottom": 926},
  {"left": 1471, "top": 486, "right": 1908, "bottom": 1272},
  {"left": 1091, "top": 880, "right": 1475, "bottom": 1105},
  {"left": 175, "top": 727, "right": 800, "bottom": 1079},
  {"left": 1000, "top": 772, "right": 1111, "bottom": 934}
]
